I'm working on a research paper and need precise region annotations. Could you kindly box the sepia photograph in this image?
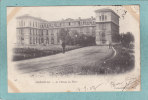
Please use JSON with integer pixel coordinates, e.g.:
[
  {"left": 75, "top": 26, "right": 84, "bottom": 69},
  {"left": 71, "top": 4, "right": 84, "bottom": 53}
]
[{"left": 7, "top": 5, "right": 140, "bottom": 92}]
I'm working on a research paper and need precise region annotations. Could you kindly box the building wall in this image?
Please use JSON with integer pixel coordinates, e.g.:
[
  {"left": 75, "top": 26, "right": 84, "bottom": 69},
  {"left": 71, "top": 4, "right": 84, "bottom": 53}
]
[
  {"left": 16, "top": 9, "right": 119, "bottom": 46},
  {"left": 95, "top": 9, "right": 119, "bottom": 45},
  {"left": 16, "top": 16, "right": 96, "bottom": 46}
]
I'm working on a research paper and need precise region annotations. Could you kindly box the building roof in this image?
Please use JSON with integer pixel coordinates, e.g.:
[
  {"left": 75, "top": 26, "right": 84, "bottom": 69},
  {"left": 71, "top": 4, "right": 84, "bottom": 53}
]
[
  {"left": 61, "top": 17, "right": 95, "bottom": 22},
  {"left": 16, "top": 14, "right": 48, "bottom": 22},
  {"left": 16, "top": 14, "right": 96, "bottom": 23},
  {"left": 95, "top": 8, "right": 120, "bottom": 18}
]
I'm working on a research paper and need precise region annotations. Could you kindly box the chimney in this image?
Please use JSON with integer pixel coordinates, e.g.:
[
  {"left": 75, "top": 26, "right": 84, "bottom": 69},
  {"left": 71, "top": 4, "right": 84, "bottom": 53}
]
[{"left": 91, "top": 16, "right": 94, "bottom": 20}]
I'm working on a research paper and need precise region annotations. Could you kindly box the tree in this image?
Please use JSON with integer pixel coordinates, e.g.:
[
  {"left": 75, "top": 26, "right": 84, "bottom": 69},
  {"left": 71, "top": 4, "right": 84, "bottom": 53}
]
[
  {"left": 59, "top": 28, "right": 71, "bottom": 45},
  {"left": 69, "top": 30, "right": 79, "bottom": 45},
  {"left": 59, "top": 28, "right": 68, "bottom": 42},
  {"left": 120, "top": 32, "right": 134, "bottom": 48},
  {"left": 126, "top": 32, "right": 134, "bottom": 43}
]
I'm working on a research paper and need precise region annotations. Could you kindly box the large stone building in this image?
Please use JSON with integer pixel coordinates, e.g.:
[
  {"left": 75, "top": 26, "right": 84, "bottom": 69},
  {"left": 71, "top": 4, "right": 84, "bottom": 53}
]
[
  {"left": 16, "top": 8, "right": 119, "bottom": 46},
  {"left": 95, "top": 9, "right": 120, "bottom": 45}
]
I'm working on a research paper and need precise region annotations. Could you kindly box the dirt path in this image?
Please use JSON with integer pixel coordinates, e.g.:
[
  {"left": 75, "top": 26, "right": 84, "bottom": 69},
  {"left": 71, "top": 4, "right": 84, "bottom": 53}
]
[{"left": 14, "top": 46, "right": 113, "bottom": 75}]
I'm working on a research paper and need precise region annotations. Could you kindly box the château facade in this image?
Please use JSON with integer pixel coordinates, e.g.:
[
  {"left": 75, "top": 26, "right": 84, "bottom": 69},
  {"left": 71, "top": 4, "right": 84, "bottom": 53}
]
[{"left": 16, "top": 9, "right": 119, "bottom": 46}]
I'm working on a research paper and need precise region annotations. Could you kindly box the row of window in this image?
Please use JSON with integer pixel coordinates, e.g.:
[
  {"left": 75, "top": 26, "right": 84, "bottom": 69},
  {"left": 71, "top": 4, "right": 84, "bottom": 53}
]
[
  {"left": 98, "top": 24, "right": 107, "bottom": 30},
  {"left": 18, "top": 20, "right": 25, "bottom": 27},
  {"left": 29, "top": 37, "right": 54, "bottom": 44},
  {"left": 30, "top": 29, "right": 50, "bottom": 36},
  {"left": 18, "top": 20, "right": 95, "bottom": 28},
  {"left": 99, "top": 15, "right": 107, "bottom": 21},
  {"left": 17, "top": 29, "right": 56, "bottom": 36},
  {"left": 17, "top": 28, "right": 96, "bottom": 36},
  {"left": 17, "top": 37, "right": 24, "bottom": 41}
]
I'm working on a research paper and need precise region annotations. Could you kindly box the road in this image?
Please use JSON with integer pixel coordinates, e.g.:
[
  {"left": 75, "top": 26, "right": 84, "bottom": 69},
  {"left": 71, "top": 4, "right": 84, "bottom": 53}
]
[{"left": 15, "top": 46, "right": 113, "bottom": 75}]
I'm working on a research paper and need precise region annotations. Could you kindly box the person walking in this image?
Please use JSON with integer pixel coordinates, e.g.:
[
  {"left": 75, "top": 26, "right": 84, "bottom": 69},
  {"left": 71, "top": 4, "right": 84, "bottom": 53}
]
[
  {"left": 109, "top": 42, "right": 112, "bottom": 49},
  {"left": 62, "top": 41, "right": 66, "bottom": 53}
]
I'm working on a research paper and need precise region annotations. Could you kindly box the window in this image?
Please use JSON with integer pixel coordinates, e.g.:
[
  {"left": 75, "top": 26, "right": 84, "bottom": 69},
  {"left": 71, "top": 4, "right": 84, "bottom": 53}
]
[
  {"left": 102, "top": 15, "right": 104, "bottom": 21},
  {"left": 36, "top": 22, "right": 37, "bottom": 27},
  {"left": 35, "top": 30, "right": 36, "bottom": 35},
  {"left": 41, "top": 30, "right": 43, "bottom": 36},
  {"left": 33, "top": 37, "right": 35, "bottom": 44},
  {"left": 47, "top": 30, "right": 48, "bottom": 35},
  {"left": 51, "top": 38, "right": 54, "bottom": 44},
  {"left": 102, "top": 32, "right": 105, "bottom": 37},
  {"left": 21, "top": 37, "right": 24, "bottom": 40},
  {"left": 30, "top": 29, "right": 31, "bottom": 35},
  {"left": 21, "top": 20, "right": 23, "bottom": 26},
  {"left": 41, "top": 38, "right": 44, "bottom": 43},
  {"left": 30, "top": 22, "right": 32, "bottom": 26},
  {"left": 102, "top": 24, "right": 106, "bottom": 30},
  {"left": 46, "top": 37, "right": 49, "bottom": 44},
  {"left": 99, "top": 24, "right": 106, "bottom": 30},
  {"left": 33, "top": 29, "right": 34, "bottom": 35},
  {"left": 33, "top": 22, "right": 34, "bottom": 27},
  {"left": 30, "top": 37, "right": 32, "bottom": 44},
  {"left": 99, "top": 16, "right": 101, "bottom": 21},
  {"left": 105, "top": 15, "right": 107, "bottom": 20}
]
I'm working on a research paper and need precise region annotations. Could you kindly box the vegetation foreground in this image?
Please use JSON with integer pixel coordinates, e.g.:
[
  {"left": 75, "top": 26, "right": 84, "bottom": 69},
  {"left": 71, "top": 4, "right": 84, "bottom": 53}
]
[
  {"left": 80, "top": 45, "right": 135, "bottom": 75},
  {"left": 13, "top": 45, "right": 82, "bottom": 61}
]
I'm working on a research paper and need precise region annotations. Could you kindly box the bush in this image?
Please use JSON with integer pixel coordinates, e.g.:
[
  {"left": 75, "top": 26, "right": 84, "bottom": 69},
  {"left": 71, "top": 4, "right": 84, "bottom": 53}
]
[{"left": 12, "top": 45, "right": 81, "bottom": 61}]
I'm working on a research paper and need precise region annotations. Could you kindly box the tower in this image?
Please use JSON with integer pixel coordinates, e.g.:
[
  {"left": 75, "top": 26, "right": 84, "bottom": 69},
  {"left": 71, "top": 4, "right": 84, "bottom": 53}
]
[{"left": 95, "top": 9, "right": 119, "bottom": 45}]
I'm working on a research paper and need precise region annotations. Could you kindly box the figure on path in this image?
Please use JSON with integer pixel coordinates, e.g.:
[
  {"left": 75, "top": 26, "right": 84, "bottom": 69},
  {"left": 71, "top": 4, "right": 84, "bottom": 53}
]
[
  {"left": 109, "top": 42, "right": 112, "bottom": 49},
  {"left": 62, "top": 41, "right": 66, "bottom": 53}
]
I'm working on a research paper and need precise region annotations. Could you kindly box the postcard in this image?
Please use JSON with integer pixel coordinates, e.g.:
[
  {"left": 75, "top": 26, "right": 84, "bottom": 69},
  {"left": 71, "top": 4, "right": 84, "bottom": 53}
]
[{"left": 7, "top": 5, "right": 140, "bottom": 92}]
